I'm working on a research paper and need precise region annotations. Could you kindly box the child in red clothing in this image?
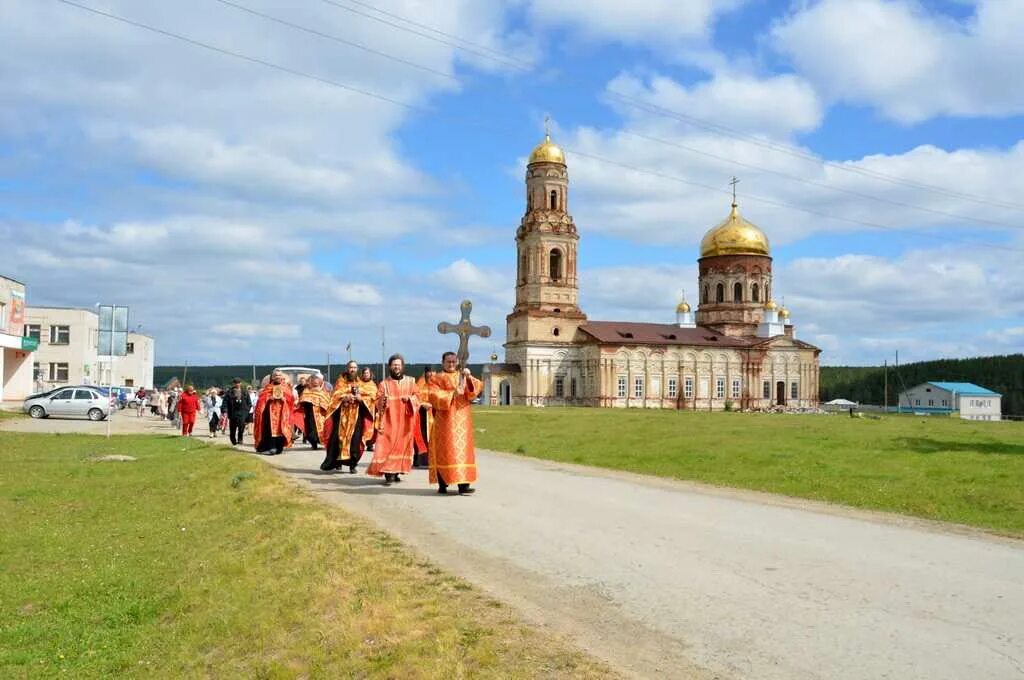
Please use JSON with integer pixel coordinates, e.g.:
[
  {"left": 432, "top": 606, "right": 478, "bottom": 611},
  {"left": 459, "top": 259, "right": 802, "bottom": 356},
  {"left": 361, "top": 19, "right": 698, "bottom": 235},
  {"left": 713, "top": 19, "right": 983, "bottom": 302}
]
[{"left": 176, "top": 385, "right": 201, "bottom": 436}]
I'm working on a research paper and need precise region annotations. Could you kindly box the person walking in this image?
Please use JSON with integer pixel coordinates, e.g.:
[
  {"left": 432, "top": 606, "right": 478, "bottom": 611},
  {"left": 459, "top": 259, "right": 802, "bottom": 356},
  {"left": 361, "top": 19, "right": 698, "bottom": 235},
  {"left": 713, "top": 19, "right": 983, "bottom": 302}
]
[
  {"left": 223, "top": 379, "right": 252, "bottom": 446},
  {"left": 203, "top": 388, "right": 223, "bottom": 438},
  {"left": 135, "top": 387, "right": 148, "bottom": 417},
  {"left": 176, "top": 385, "right": 200, "bottom": 436}
]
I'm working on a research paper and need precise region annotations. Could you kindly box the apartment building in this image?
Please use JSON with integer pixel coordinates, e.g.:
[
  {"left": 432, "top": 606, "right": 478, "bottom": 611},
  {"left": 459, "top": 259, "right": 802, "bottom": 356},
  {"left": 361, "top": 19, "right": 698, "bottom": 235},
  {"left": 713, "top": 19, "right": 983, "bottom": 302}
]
[
  {"left": 0, "top": 275, "right": 35, "bottom": 402},
  {"left": 24, "top": 306, "right": 155, "bottom": 389}
]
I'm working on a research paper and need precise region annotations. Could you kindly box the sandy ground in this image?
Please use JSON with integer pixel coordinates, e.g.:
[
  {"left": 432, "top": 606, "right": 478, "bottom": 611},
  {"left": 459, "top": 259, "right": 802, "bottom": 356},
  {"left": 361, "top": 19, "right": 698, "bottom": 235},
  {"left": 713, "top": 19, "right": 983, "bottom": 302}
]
[{"left": 4, "top": 413, "right": 1023, "bottom": 679}]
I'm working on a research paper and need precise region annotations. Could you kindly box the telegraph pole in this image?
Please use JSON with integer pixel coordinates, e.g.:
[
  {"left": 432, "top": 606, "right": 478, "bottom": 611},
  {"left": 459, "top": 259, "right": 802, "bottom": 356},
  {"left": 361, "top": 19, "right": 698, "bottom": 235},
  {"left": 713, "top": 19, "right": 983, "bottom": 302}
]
[{"left": 884, "top": 359, "right": 888, "bottom": 412}]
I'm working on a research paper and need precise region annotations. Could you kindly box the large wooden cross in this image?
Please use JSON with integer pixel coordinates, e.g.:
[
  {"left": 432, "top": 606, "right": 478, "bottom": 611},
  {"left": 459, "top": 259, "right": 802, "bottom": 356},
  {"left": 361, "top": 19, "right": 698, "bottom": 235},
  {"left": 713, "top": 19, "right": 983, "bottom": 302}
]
[{"left": 437, "top": 299, "right": 491, "bottom": 368}]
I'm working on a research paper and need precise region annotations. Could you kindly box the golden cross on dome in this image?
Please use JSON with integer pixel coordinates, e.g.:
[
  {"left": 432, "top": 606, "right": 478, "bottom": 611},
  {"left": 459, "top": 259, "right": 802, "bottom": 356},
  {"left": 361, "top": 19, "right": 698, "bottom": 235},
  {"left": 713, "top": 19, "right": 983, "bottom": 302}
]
[
  {"left": 544, "top": 115, "right": 551, "bottom": 139},
  {"left": 729, "top": 176, "right": 740, "bottom": 205}
]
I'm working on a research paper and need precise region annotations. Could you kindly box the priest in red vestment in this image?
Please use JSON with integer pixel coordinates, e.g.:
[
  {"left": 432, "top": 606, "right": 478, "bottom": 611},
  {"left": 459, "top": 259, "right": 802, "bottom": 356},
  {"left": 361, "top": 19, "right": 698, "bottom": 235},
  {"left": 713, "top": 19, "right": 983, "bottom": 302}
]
[
  {"left": 427, "top": 351, "right": 480, "bottom": 495},
  {"left": 321, "top": 361, "right": 376, "bottom": 472},
  {"left": 367, "top": 354, "right": 426, "bottom": 485},
  {"left": 296, "top": 373, "right": 332, "bottom": 450},
  {"left": 254, "top": 369, "right": 296, "bottom": 455}
]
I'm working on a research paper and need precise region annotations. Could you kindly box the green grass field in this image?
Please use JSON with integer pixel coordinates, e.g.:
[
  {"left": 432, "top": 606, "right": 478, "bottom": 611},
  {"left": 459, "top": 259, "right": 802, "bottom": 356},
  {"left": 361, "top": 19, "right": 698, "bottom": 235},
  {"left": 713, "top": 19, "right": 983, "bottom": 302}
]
[
  {"left": 0, "top": 432, "right": 611, "bottom": 679},
  {"left": 474, "top": 408, "right": 1024, "bottom": 536}
]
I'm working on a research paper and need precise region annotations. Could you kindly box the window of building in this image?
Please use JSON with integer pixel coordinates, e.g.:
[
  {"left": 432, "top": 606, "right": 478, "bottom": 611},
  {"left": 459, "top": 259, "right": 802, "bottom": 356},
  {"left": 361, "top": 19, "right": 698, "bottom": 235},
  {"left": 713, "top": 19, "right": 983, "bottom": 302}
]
[
  {"left": 549, "top": 249, "right": 562, "bottom": 282},
  {"left": 716, "top": 283, "right": 724, "bottom": 303},
  {"left": 550, "top": 189, "right": 558, "bottom": 210},
  {"left": 32, "top": 362, "right": 40, "bottom": 379},
  {"left": 731, "top": 378, "right": 741, "bottom": 399},
  {"left": 702, "top": 286, "right": 709, "bottom": 304},
  {"left": 617, "top": 375, "right": 627, "bottom": 398},
  {"left": 554, "top": 375, "right": 565, "bottom": 398},
  {"left": 733, "top": 282, "right": 743, "bottom": 302},
  {"left": 48, "top": 362, "right": 69, "bottom": 382},
  {"left": 24, "top": 324, "right": 41, "bottom": 341},
  {"left": 791, "top": 382, "right": 798, "bottom": 399},
  {"left": 634, "top": 376, "right": 644, "bottom": 399},
  {"left": 126, "top": 342, "right": 135, "bottom": 354},
  {"left": 0, "top": 302, "right": 5, "bottom": 332},
  {"left": 763, "top": 380, "right": 770, "bottom": 399},
  {"left": 915, "top": 399, "right": 921, "bottom": 406},
  {"left": 125, "top": 378, "right": 134, "bottom": 387},
  {"left": 928, "top": 399, "right": 934, "bottom": 406},
  {"left": 942, "top": 399, "right": 948, "bottom": 406},
  {"left": 684, "top": 376, "right": 693, "bottom": 399},
  {"left": 715, "top": 377, "right": 725, "bottom": 399},
  {"left": 752, "top": 283, "right": 760, "bottom": 302},
  {"left": 552, "top": 327, "right": 560, "bottom": 337},
  {"left": 667, "top": 377, "right": 678, "bottom": 399},
  {"left": 520, "top": 254, "right": 527, "bottom": 282},
  {"left": 49, "top": 325, "right": 70, "bottom": 344},
  {"left": 570, "top": 377, "right": 577, "bottom": 399}
]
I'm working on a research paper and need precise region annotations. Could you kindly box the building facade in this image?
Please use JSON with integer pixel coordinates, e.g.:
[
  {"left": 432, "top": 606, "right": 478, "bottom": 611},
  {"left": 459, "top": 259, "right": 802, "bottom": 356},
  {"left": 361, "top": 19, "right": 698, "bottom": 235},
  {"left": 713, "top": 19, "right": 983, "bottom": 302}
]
[
  {"left": 0, "top": 275, "right": 35, "bottom": 403},
  {"left": 24, "top": 306, "right": 155, "bottom": 389},
  {"left": 899, "top": 381, "right": 1002, "bottom": 421},
  {"left": 484, "top": 132, "right": 821, "bottom": 410}
]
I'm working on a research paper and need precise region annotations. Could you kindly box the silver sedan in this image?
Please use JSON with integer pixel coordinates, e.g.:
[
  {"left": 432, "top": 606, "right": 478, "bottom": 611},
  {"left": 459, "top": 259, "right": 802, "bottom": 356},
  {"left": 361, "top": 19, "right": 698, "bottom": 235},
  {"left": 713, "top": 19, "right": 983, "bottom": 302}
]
[{"left": 24, "top": 387, "right": 112, "bottom": 421}]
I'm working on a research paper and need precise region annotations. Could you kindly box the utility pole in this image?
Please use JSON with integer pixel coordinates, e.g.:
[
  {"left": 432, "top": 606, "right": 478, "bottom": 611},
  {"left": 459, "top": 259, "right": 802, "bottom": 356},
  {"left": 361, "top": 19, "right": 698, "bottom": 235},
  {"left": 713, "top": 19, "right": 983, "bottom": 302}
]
[
  {"left": 884, "top": 359, "right": 888, "bottom": 412},
  {"left": 326, "top": 352, "right": 331, "bottom": 383},
  {"left": 380, "top": 327, "right": 386, "bottom": 378}
]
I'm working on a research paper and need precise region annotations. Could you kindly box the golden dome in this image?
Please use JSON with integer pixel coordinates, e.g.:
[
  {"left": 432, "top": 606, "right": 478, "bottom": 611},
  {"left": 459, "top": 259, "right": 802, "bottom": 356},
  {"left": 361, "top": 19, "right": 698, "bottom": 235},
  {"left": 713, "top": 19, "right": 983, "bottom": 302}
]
[
  {"left": 699, "top": 203, "right": 770, "bottom": 258},
  {"left": 764, "top": 300, "right": 778, "bottom": 311},
  {"left": 676, "top": 300, "right": 691, "bottom": 313},
  {"left": 529, "top": 132, "right": 566, "bottom": 165},
  {"left": 779, "top": 307, "right": 790, "bottom": 319}
]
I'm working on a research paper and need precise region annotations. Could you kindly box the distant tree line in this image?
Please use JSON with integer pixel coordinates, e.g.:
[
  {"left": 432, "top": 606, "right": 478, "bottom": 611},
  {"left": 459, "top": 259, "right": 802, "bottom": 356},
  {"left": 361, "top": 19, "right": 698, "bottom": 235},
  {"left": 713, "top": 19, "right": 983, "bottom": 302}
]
[
  {"left": 153, "top": 362, "right": 486, "bottom": 390},
  {"left": 820, "top": 354, "right": 1024, "bottom": 416}
]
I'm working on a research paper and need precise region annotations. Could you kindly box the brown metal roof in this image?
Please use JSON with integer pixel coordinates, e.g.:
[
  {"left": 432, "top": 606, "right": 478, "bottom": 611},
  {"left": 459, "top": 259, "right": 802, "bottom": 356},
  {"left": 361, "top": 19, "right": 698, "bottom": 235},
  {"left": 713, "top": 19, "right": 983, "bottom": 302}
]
[{"left": 578, "top": 321, "right": 752, "bottom": 347}]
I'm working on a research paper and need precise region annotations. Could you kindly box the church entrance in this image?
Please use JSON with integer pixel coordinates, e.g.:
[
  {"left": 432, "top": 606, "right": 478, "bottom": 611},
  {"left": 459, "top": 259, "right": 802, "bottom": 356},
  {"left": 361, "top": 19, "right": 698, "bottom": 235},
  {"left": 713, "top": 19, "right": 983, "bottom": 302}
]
[
  {"left": 499, "top": 380, "right": 511, "bottom": 406},
  {"left": 776, "top": 381, "right": 786, "bottom": 406}
]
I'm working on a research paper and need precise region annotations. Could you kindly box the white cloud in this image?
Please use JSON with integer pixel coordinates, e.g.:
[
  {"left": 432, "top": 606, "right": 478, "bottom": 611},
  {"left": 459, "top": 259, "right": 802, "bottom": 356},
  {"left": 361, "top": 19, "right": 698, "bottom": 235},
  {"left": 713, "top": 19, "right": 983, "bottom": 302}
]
[
  {"left": 212, "top": 323, "right": 300, "bottom": 339},
  {"left": 524, "top": 0, "right": 744, "bottom": 45},
  {"left": 771, "top": 0, "right": 1024, "bottom": 122}
]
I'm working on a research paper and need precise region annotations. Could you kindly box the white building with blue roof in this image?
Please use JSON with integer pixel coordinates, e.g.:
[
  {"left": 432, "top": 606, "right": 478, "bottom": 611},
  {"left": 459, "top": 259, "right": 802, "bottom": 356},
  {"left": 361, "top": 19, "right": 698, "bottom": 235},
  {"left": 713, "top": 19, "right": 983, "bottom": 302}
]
[{"left": 899, "top": 381, "right": 1002, "bottom": 421}]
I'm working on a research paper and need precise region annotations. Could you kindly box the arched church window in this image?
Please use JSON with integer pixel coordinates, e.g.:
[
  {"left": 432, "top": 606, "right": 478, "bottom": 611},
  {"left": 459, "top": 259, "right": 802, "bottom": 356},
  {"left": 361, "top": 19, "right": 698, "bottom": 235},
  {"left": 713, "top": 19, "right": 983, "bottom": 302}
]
[
  {"left": 520, "top": 254, "right": 527, "bottom": 283},
  {"left": 549, "top": 249, "right": 563, "bottom": 282},
  {"left": 752, "top": 283, "right": 759, "bottom": 302},
  {"left": 716, "top": 283, "right": 724, "bottom": 303},
  {"left": 733, "top": 282, "right": 743, "bottom": 302},
  {"left": 702, "top": 286, "right": 709, "bottom": 304},
  {"left": 550, "top": 190, "right": 558, "bottom": 210}
]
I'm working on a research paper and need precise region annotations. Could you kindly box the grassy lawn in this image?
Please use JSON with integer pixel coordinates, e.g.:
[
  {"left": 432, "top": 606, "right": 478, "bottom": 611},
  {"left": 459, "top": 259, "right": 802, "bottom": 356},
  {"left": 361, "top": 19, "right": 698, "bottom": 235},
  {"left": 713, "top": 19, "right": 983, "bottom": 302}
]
[
  {"left": 0, "top": 432, "right": 612, "bottom": 679},
  {"left": 474, "top": 408, "right": 1024, "bottom": 536}
]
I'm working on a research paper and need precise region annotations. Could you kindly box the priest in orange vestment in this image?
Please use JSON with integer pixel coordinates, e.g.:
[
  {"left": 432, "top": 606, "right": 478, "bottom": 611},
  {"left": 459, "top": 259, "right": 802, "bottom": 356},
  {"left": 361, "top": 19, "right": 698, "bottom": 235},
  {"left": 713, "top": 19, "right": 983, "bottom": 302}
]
[
  {"left": 321, "top": 361, "right": 377, "bottom": 472},
  {"left": 296, "top": 373, "right": 331, "bottom": 451},
  {"left": 367, "top": 354, "right": 426, "bottom": 485},
  {"left": 427, "top": 351, "right": 480, "bottom": 495},
  {"left": 254, "top": 369, "right": 296, "bottom": 455}
]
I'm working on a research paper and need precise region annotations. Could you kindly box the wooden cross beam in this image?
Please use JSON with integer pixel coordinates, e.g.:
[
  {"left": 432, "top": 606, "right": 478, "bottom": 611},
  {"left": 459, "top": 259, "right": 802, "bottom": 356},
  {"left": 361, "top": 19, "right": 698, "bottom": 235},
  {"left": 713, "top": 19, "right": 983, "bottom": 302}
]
[{"left": 437, "top": 299, "right": 492, "bottom": 368}]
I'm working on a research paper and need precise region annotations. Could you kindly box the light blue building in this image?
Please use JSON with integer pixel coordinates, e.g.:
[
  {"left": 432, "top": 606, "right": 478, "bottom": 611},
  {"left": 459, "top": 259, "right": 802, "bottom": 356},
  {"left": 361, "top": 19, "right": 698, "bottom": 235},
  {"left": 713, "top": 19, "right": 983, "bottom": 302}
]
[{"left": 899, "top": 382, "right": 1002, "bottom": 421}]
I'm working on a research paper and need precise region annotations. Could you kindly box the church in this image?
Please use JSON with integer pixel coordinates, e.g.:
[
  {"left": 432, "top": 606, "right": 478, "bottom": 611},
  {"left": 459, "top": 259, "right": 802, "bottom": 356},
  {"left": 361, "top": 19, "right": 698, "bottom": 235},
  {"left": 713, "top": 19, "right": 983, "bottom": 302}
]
[{"left": 482, "top": 130, "right": 821, "bottom": 410}]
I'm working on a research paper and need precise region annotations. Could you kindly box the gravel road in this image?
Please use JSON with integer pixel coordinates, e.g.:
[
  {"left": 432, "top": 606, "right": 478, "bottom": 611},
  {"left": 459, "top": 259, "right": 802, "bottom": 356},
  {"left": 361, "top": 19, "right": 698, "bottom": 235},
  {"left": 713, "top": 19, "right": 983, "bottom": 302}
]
[{"left": 5, "top": 414, "right": 1022, "bottom": 679}]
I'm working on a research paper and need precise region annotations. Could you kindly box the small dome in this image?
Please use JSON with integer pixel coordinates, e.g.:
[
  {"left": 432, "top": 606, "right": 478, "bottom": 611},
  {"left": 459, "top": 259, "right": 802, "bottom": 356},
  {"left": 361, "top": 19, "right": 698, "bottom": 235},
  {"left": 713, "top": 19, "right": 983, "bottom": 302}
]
[
  {"left": 779, "top": 307, "right": 790, "bottom": 319},
  {"left": 529, "top": 132, "right": 566, "bottom": 165},
  {"left": 700, "top": 203, "right": 770, "bottom": 258},
  {"left": 764, "top": 300, "right": 778, "bottom": 311},
  {"left": 676, "top": 300, "right": 691, "bottom": 313}
]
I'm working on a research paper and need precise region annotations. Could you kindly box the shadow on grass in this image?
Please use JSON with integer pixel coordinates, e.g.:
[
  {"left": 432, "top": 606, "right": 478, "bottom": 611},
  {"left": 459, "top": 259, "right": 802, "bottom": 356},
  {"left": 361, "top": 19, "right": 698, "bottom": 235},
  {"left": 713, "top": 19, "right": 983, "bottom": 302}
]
[{"left": 897, "top": 437, "right": 1024, "bottom": 456}]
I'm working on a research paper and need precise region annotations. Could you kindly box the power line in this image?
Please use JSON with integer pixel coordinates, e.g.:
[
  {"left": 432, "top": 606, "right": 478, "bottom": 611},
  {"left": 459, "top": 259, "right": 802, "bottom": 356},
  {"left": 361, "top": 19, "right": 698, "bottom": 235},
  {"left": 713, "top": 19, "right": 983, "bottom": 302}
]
[
  {"left": 608, "top": 92, "right": 1024, "bottom": 213},
  {"left": 317, "top": 0, "right": 526, "bottom": 71},
  {"left": 50, "top": 0, "right": 1024, "bottom": 254},
  {"left": 209, "top": 0, "right": 459, "bottom": 82},
  {"left": 615, "top": 129, "right": 1024, "bottom": 231},
  {"left": 339, "top": 0, "right": 533, "bottom": 68},
  {"left": 563, "top": 147, "right": 1024, "bottom": 253},
  {"left": 321, "top": 0, "right": 1024, "bottom": 214}
]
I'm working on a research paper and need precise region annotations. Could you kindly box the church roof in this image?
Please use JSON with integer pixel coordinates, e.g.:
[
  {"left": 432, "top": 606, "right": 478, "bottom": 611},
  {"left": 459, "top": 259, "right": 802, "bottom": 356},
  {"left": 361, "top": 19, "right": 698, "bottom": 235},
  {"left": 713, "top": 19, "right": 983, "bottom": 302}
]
[{"left": 578, "top": 322, "right": 751, "bottom": 347}]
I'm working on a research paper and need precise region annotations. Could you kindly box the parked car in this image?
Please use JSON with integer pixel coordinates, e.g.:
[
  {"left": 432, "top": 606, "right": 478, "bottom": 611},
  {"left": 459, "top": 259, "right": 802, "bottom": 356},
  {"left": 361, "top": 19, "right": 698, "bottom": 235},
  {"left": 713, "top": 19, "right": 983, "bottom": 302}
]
[{"left": 24, "top": 386, "right": 112, "bottom": 421}]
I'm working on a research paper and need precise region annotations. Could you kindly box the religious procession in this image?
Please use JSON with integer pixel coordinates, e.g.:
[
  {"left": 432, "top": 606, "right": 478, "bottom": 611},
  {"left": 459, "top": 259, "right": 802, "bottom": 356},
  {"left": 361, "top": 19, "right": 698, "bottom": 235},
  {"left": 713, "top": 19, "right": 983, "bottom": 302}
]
[{"left": 247, "top": 351, "right": 481, "bottom": 496}]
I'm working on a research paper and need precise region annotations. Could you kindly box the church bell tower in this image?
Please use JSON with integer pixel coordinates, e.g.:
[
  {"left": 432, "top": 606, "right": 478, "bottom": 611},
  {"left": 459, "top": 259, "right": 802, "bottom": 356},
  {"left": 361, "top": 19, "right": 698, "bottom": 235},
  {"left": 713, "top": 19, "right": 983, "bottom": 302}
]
[{"left": 506, "top": 126, "right": 586, "bottom": 349}]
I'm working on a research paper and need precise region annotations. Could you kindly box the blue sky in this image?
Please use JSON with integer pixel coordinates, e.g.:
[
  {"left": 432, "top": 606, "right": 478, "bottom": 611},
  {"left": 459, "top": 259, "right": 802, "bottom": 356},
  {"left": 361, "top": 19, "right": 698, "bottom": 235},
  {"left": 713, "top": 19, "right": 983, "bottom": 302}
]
[{"left": 2, "top": 0, "right": 1023, "bottom": 367}]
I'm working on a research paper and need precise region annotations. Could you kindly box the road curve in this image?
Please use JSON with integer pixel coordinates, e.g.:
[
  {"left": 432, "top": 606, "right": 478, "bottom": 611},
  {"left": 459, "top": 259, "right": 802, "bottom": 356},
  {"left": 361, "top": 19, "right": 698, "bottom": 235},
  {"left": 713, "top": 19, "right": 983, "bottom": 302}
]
[{"left": 260, "top": 446, "right": 1024, "bottom": 680}]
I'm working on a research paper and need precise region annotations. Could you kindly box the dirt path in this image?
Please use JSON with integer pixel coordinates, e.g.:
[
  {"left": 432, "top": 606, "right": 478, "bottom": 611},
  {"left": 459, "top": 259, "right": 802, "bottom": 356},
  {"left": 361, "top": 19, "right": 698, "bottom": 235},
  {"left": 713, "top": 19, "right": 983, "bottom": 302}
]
[{"left": 5, "top": 414, "right": 1023, "bottom": 679}]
